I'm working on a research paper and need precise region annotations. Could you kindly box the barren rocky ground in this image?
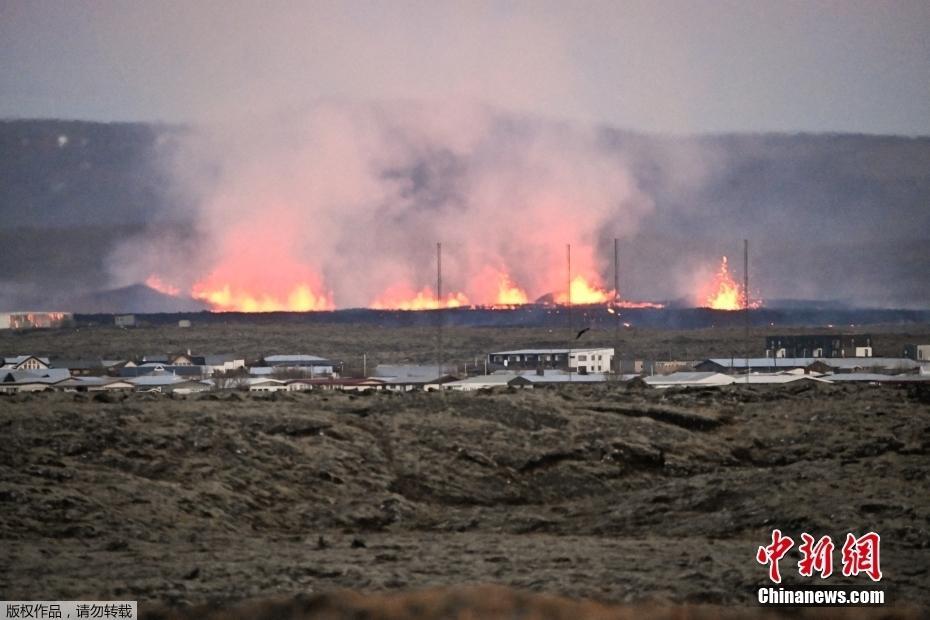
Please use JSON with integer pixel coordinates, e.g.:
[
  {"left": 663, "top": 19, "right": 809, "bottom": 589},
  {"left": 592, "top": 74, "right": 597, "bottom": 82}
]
[
  {"left": 2, "top": 381, "right": 929, "bottom": 616},
  {"left": 1, "top": 322, "right": 928, "bottom": 370}
]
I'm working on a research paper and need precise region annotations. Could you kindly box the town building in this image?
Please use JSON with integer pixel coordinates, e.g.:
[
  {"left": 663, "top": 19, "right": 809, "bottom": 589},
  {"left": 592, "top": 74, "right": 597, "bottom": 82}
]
[
  {"left": 49, "top": 359, "right": 126, "bottom": 376},
  {"left": 283, "top": 377, "right": 388, "bottom": 392},
  {"left": 696, "top": 357, "right": 922, "bottom": 375},
  {"left": 201, "top": 354, "right": 246, "bottom": 375},
  {"left": 487, "top": 348, "right": 614, "bottom": 374},
  {"left": 696, "top": 357, "right": 818, "bottom": 373},
  {"left": 258, "top": 354, "right": 336, "bottom": 376},
  {"left": 444, "top": 374, "right": 534, "bottom": 391},
  {"left": 644, "top": 372, "right": 735, "bottom": 388},
  {"left": 114, "top": 314, "right": 136, "bottom": 328},
  {"left": 1, "top": 355, "right": 50, "bottom": 370},
  {"left": 765, "top": 334, "right": 873, "bottom": 358},
  {"left": 245, "top": 378, "right": 289, "bottom": 392},
  {"left": 0, "top": 368, "right": 70, "bottom": 393},
  {"left": 904, "top": 344, "right": 930, "bottom": 361},
  {"left": 127, "top": 374, "right": 211, "bottom": 394},
  {"left": 120, "top": 364, "right": 207, "bottom": 378},
  {"left": 57, "top": 377, "right": 136, "bottom": 392},
  {"left": 370, "top": 364, "right": 459, "bottom": 391}
]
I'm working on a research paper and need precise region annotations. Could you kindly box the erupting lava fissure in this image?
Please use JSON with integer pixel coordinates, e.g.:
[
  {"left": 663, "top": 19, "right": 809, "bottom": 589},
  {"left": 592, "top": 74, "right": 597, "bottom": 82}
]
[
  {"left": 148, "top": 265, "right": 668, "bottom": 312},
  {"left": 699, "top": 256, "right": 761, "bottom": 310},
  {"left": 555, "top": 275, "right": 612, "bottom": 305},
  {"left": 191, "top": 282, "right": 333, "bottom": 313},
  {"left": 495, "top": 272, "right": 529, "bottom": 306},
  {"left": 371, "top": 287, "right": 469, "bottom": 311},
  {"left": 118, "top": 103, "right": 669, "bottom": 315}
]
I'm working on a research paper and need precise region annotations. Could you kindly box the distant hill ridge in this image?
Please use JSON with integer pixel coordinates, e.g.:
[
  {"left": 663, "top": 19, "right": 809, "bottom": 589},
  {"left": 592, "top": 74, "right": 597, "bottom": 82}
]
[{"left": 1, "top": 118, "right": 928, "bottom": 311}]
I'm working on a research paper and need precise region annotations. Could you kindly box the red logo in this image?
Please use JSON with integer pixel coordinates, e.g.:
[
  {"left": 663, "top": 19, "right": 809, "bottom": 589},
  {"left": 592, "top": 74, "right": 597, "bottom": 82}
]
[
  {"left": 841, "top": 532, "right": 882, "bottom": 582},
  {"left": 798, "top": 533, "right": 834, "bottom": 578},
  {"left": 758, "top": 530, "right": 881, "bottom": 583},
  {"left": 756, "top": 529, "right": 794, "bottom": 584}
]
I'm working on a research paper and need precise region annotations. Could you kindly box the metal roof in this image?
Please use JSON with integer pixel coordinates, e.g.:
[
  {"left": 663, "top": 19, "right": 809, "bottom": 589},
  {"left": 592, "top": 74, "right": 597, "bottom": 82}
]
[
  {"left": 703, "top": 358, "right": 817, "bottom": 368},
  {"left": 703, "top": 357, "right": 922, "bottom": 370},
  {"left": 490, "top": 348, "right": 614, "bottom": 355},
  {"left": 646, "top": 372, "right": 735, "bottom": 386},
  {"left": 203, "top": 354, "right": 241, "bottom": 365},
  {"left": 523, "top": 372, "right": 608, "bottom": 383},
  {"left": 826, "top": 373, "right": 930, "bottom": 383},
  {"left": 372, "top": 364, "right": 457, "bottom": 381},
  {"left": 58, "top": 376, "right": 134, "bottom": 387},
  {"left": 820, "top": 358, "right": 921, "bottom": 370},
  {"left": 2, "top": 355, "right": 51, "bottom": 365},
  {"left": 743, "top": 373, "right": 831, "bottom": 384},
  {"left": 1, "top": 368, "right": 70, "bottom": 383},
  {"left": 264, "top": 355, "right": 330, "bottom": 363},
  {"left": 128, "top": 374, "right": 190, "bottom": 386}
]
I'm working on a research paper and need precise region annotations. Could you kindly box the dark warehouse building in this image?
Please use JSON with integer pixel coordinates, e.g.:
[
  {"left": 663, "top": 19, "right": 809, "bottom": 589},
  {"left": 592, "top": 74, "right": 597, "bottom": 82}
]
[{"left": 765, "top": 334, "right": 873, "bottom": 358}]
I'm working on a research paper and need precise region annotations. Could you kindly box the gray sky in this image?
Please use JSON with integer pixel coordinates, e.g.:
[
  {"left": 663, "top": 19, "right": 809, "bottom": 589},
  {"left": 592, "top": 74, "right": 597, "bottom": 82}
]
[{"left": 2, "top": 0, "right": 929, "bottom": 135}]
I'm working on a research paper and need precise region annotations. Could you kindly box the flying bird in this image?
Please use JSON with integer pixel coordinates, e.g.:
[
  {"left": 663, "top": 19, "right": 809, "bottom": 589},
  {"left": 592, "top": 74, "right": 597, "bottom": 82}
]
[{"left": 575, "top": 327, "right": 591, "bottom": 339}]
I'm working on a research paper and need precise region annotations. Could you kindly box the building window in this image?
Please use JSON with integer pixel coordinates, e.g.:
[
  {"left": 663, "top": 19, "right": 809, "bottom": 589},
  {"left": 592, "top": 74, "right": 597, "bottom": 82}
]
[{"left": 578, "top": 355, "right": 587, "bottom": 361}]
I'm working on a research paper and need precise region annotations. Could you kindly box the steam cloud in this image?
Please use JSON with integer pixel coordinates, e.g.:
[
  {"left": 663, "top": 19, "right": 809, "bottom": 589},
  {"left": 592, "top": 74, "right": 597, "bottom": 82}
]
[{"left": 112, "top": 101, "right": 659, "bottom": 309}]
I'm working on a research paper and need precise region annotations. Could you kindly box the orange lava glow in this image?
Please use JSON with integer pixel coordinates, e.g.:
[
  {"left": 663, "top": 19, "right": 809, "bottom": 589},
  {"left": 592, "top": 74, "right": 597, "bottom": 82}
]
[
  {"left": 613, "top": 299, "right": 666, "bottom": 309},
  {"left": 555, "top": 275, "right": 613, "bottom": 305},
  {"left": 700, "top": 256, "right": 760, "bottom": 310},
  {"left": 371, "top": 286, "right": 469, "bottom": 310},
  {"left": 494, "top": 272, "right": 529, "bottom": 305},
  {"left": 183, "top": 220, "right": 335, "bottom": 312},
  {"left": 145, "top": 275, "right": 180, "bottom": 297},
  {"left": 192, "top": 282, "right": 332, "bottom": 312}
]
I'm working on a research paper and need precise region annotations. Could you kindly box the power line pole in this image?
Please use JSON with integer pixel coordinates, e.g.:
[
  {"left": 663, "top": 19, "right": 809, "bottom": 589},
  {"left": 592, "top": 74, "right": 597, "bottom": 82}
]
[
  {"left": 437, "top": 241, "right": 443, "bottom": 388},
  {"left": 613, "top": 238, "right": 620, "bottom": 300},
  {"left": 567, "top": 243, "right": 573, "bottom": 383},
  {"left": 614, "top": 237, "right": 620, "bottom": 376},
  {"left": 744, "top": 238, "right": 750, "bottom": 384}
]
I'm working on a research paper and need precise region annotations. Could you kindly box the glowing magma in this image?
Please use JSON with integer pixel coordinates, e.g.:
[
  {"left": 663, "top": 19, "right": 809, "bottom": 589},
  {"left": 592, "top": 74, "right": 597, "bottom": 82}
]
[
  {"left": 188, "top": 224, "right": 334, "bottom": 312},
  {"left": 494, "top": 272, "right": 529, "bottom": 305},
  {"left": 551, "top": 274, "right": 664, "bottom": 308},
  {"left": 192, "top": 282, "right": 332, "bottom": 312},
  {"left": 555, "top": 275, "right": 612, "bottom": 305},
  {"left": 370, "top": 286, "right": 469, "bottom": 310},
  {"left": 700, "top": 256, "right": 760, "bottom": 310},
  {"left": 466, "top": 268, "right": 530, "bottom": 307}
]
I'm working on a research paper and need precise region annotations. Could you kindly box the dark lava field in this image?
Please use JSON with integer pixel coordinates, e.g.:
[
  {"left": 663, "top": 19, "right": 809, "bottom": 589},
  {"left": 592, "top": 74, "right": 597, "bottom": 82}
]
[{"left": 2, "top": 382, "right": 929, "bottom": 617}]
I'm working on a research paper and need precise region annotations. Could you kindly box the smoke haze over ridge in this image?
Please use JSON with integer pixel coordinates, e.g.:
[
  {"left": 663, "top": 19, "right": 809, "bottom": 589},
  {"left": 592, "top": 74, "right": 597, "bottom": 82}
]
[
  {"left": 1, "top": 117, "right": 928, "bottom": 311},
  {"left": 108, "top": 102, "right": 663, "bottom": 309}
]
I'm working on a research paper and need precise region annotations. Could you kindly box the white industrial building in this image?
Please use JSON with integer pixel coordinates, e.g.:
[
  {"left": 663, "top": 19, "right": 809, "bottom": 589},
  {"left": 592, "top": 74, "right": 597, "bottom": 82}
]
[{"left": 488, "top": 348, "right": 615, "bottom": 374}]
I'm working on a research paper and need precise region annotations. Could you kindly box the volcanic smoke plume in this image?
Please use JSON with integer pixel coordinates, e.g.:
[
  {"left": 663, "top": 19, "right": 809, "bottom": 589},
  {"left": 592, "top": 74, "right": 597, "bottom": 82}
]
[{"left": 115, "top": 102, "right": 657, "bottom": 310}]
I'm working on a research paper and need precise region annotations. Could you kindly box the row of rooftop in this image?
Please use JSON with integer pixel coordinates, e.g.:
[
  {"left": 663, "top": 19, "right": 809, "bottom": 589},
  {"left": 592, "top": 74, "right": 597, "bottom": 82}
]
[{"left": 2, "top": 334, "right": 928, "bottom": 395}]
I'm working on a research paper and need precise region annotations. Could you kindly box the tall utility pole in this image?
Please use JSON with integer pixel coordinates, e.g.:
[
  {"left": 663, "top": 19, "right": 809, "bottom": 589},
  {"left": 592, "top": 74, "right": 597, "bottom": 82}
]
[
  {"left": 744, "top": 238, "right": 750, "bottom": 384},
  {"left": 614, "top": 237, "right": 620, "bottom": 376},
  {"left": 567, "top": 243, "right": 573, "bottom": 383},
  {"left": 437, "top": 241, "right": 443, "bottom": 386}
]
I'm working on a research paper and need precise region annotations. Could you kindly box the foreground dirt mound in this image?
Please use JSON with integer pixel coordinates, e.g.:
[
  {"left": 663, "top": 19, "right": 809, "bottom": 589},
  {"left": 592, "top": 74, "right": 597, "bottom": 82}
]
[
  {"left": 143, "top": 585, "right": 920, "bottom": 620},
  {"left": 2, "top": 385, "right": 929, "bottom": 607}
]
